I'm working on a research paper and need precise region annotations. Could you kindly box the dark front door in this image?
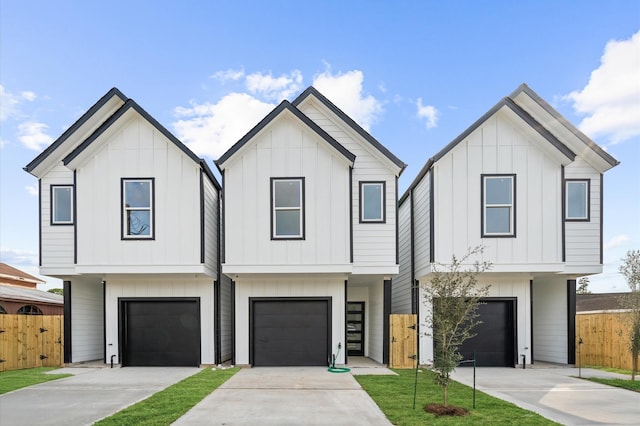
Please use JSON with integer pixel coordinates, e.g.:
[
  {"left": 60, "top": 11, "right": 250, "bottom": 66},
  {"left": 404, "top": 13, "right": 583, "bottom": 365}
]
[
  {"left": 347, "top": 302, "right": 365, "bottom": 356},
  {"left": 121, "top": 299, "right": 200, "bottom": 367},
  {"left": 459, "top": 299, "right": 516, "bottom": 367},
  {"left": 252, "top": 298, "right": 330, "bottom": 366}
]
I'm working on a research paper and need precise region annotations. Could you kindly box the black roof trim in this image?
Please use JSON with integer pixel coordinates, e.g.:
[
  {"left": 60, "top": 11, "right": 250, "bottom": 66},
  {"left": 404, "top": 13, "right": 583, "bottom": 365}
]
[
  {"left": 292, "top": 86, "right": 407, "bottom": 174},
  {"left": 61, "top": 99, "right": 220, "bottom": 189},
  {"left": 399, "top": 93, "right": 577, "bottom": 205},
  {"left": 24, "top": 87, "right": 127, "bottom": 173},
  {"left": 216, "top": 99, "right": 356, "bottom": 167},
  {"left": 510, "top": 83, "right": 619, "bottom": 167},
  {"left": 200, "top": 159, "right": 221, "bottom": 190}
]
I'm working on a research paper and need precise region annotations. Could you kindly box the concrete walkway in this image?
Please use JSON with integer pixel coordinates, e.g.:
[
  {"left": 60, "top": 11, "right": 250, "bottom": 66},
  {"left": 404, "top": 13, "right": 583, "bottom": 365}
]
[
  {"left": 174, "top": 367, "right": 392, "bottom": 425},
  {"left": 450, "top": 365, "right": 640, "bottom": 425},
  {"left": 0, "top": 366, "right": 200, "bottom": 426}
]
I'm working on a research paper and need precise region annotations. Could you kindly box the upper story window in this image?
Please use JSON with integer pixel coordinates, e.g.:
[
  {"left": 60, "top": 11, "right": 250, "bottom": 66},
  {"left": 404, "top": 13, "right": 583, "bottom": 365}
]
[
  {"left": 122, "top": 178, "right": 154, "bottom": 239},
  {"left": 482, "top": 174, "right": 516, "bottom": 237},
  {"left": 565, "top": 179, "right": 590, "bottom": 221},
  {"left": 271, "top": 177, "right": 305, "bottom": 239},
  {"left": 51, "top": 185, "right": 74, "bottom": 225},
  {"left": 360, "top": 181, "right": 386, "bottom": 223}
]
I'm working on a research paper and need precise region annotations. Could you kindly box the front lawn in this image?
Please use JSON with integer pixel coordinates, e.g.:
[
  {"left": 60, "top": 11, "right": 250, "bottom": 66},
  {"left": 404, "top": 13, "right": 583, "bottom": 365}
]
[
  {"left": 584, "top": 377, "right": 640, "bottom": 392},
  {"left": 95, "top": 367, "right": 238, "bottom": 426},
  {"left": 0, "top": 367, "right": 72, "bottom": 394},
  {"left": 356, "top": 369, "right": 557, "bottom": 425}
]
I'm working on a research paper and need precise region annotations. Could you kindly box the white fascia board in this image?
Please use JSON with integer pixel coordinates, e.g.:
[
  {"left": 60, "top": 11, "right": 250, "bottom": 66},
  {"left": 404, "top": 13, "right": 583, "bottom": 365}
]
[
  {"left": 222, "top": 264, "right": 353, "bottom": 275},
  {"left": 351, "top": 265, "right": 399, "bottom": 275},
  {"left": 39, "top": 266, "right": 80, "bottom": 277},
  {"left": 74, "top": 264, "right": 213, "bottom": 276},
  {"left": 561, "top": 265, "right": 603, "bottom": 275},
  {"left": 415, "top": 263, "right": 566, "bottom": 281}
]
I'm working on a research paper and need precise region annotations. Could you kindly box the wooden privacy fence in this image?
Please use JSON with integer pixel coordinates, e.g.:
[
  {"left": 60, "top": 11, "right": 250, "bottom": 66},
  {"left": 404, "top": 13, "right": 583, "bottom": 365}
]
[
  {"left": 0, "top": 315, "right": 64, "bottom": 372},
  {"left": 576, "top": 311, "right": 639, "bottom": 371},
  {"left": 389, "top": 314, "right": 418, "bottom": 368}
]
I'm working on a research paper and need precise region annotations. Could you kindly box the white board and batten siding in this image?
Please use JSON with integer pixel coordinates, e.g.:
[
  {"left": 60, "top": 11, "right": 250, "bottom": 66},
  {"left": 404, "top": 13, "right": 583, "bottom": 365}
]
[
  {"left": 234, "top": 276, "right": 346, "bottom": 365},
  {"left": 40, "top": 163, "right": 75, "bottom": 273},
  {"left": 297, "top": 102, "right": 399, "bottom": 273},
  {"left": 105, "top": 277, "right": 216, "bottom": 365},
  {"left": 223, "top": 114, "right": 351, "bottom": 271},
  {"left": 564, "top": 157, "right": 602, "bottom": 269},
  {"left": 532, "top": 277, "right": 568, "bottom": 364},
  {"left": 432, "top": 111, "right": 563, "bottom": 270},
  {"left": 70, "top": 279, "right": 104, "bottom": 362},
  {"left": 73, "top": 115, "right": 212, "bottom": 273}
]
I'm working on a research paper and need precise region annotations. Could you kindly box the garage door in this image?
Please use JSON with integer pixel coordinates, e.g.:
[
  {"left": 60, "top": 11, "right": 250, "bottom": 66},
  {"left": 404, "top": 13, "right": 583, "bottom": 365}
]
[
  {"left": 121, "top": 299, "right": 200, "bottom": 366},
  {"left": 252, "top": 298, "right": 330, "bottom": 366},
  {"left": 459, "top": 299, "right": 515, "bottom": 367}
]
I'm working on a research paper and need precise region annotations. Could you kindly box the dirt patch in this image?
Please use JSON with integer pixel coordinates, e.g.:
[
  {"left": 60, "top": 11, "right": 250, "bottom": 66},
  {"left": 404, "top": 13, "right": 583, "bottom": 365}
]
[{"left": 424, "top": 403, "right": 469, "bottom": 416}]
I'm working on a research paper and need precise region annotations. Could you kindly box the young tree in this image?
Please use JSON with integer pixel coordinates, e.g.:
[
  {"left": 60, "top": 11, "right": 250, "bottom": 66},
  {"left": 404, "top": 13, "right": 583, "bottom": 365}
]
[
  {"left": 619, "top": 249, "right": 640, "bottom": 380},
  {"left": 577, "top": 277, "right": 591, "bottom": 294},
  {"left": 422, "top": 246, "right": 491, "bottom": 407}
]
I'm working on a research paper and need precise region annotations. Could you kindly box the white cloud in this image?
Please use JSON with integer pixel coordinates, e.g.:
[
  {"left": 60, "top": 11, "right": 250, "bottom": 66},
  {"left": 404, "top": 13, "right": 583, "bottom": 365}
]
[
  {"left": 312, "top": 69, "right": 383, "bottom": 131},
  {"left": 18, "top": 121, "right": 53, "bottom": 151},
  {"left": 564, "top": 30, "right": 640, "bottom": 144},
  {"left": 173, "top": 92, "right": 275, "bottom": 159},
  {"left": 25, "top": 184, "right": 38, "bottom": 196},
  {"left": 603, "top": 234, "right": 631, "bottom": 250},
  {"left": 210, "top": 68, "right": 245, "bottom": 82},
  {"left": 416, "top": 98, "right": 439, "bottom": 129},
  {"left": 0, "top": 247, "right": 39, "bottom": 267},
  {"left": 0, "top": 84, "right": 37, "bottom": 121},
  {"left": 245, "top": 70, "right": 303, "bottom": 101}
]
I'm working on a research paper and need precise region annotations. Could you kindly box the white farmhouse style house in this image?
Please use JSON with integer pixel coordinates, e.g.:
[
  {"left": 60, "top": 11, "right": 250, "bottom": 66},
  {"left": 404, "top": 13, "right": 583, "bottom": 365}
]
[
  {"left": 393, "top": 84, "right": 619, "bottom": 367},
  {"left": 216, "top": 87, "right": 406, "bottom": 366},
  {"left": 24, "top": 88, "right": 233, "bottom": 366}
]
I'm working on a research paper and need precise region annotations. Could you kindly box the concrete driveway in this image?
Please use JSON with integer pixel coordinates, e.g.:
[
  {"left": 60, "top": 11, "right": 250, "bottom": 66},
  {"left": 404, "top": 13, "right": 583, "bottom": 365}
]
[
  {"left": 0, "top": 366, "right": 200, "bottom": 426},
  {"left": 174, "top": 367, "right": 392, "bottom": 425},
  {"left": 451, "top": 366, "right": 640, "bottom": 425}
]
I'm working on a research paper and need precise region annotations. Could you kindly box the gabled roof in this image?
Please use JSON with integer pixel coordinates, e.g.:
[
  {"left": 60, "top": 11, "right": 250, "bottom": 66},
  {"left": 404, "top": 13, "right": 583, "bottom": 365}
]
[
  {"left": 293, "top": 86, "right": 407, "bottom": 174},
  {"left": 399, "top": 83, "right": 617, "bottom": 205},
  {"left": 0, "top": 263, "right": 44, "bottom": 286},
  {"left": 24, "top": 88, "right": 127, "bottom": 174},
  {"left": 215, "top": 99, "right": 356, "bottom": 169},
  {"left": 0, "top": 283, "right": 63, "bottom": 305}
]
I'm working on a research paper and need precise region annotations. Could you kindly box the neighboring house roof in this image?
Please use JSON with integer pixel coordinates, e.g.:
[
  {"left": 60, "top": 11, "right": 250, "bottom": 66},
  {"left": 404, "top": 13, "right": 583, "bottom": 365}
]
[
  {"left": 399, "top": 83, "right": 619, "bottom": 204},
  {"left": 0, "top": 263, "right": 45, "bottom": 287},
  {"left": 0, "top": 283, "right": 63, "bottom": 306},
  {"left": 216, "top": 98, "right": 356, "bottom": 169},
  {"left": 576, "top": 293, "right": 627, "bottom": 312}
]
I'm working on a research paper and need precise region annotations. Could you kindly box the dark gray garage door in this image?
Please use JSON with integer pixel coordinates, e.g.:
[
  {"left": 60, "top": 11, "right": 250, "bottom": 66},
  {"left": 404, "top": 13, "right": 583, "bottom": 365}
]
[
  {"left": 252, "top": 298, "right": 330, "bottom": 366},
  {"left": 121, "top": 299, "right": 200, "bottom": 366},
  {"left": 459, "top": 299, "right": 515, "bottom": 367}
]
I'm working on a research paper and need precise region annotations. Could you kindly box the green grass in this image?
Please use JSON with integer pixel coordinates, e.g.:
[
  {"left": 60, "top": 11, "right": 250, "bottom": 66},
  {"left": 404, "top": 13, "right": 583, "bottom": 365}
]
[
  {"left": 95, "top": 367, "right": 238, "bottom": 426},
  {"left": 584, "top": 377, "right": 640, "bottom": 392},
  {"left": 0, "top": 367, "right": 72, "bottom": 394},
  {"left": 356, "top": 369, "right": 558, "bottom": 425},
  {"left": 583, "top": 365, "right": 634, "bottom": 375}
]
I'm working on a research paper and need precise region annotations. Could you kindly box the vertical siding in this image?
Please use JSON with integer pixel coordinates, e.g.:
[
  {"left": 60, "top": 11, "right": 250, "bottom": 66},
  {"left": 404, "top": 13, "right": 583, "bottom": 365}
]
[
  {"left": 41, "top": 164, "right": 75, "bottom": 268},
  {"left": 532, "top": 277, "right": 568, "bottom": 363},
  {"left": 367, "top": 281, "right": 384, "bottom": 363},
  {"left": 392, "top": 199, "right": 412, "bottom": 313},
  {"left": 71, "top": 279, "right": 104, "bottom": 362},
  {"left": 564, "top": 157, "right": 601, "bottom": 266},
  {"left": 105, "top": 276, "right": 215, "bottom": 364},
  {"left": 203, "top": 176, "right": 219, "bottom": 275},
  {"left": 413, "top": 172, "right": 431, "bottom": 277},
  {"left": 299, "top": 103, "right": 398, "bottom": 269},
  {"left": 219, "top": 273, "right": 233, "bottom": 362}
]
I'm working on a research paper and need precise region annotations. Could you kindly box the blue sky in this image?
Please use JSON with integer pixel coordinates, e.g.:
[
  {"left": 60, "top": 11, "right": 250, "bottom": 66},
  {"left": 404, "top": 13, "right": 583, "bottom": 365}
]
[{"left": 1, "top": 1, "right": 638, "bottom": 293}]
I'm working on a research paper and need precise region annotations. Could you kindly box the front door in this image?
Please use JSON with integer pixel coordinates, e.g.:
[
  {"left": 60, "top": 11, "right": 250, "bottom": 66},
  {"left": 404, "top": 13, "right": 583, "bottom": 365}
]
[{"left": 347, "top": 302, "right": 365, "bottom": 356}]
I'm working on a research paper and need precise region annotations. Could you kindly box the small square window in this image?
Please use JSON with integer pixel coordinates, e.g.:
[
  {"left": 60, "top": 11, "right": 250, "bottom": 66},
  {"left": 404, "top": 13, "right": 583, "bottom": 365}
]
[
  {"left": 565, "top": 179, "right": 590, "bottom": 221},
  {"left": 51, "top": 185, "right": 74, "bottom": 225},
  {"left": 122, "top": 178, "right": 154, "bottom": 239},
  {"left": 482, "top": 175, "right": 515, "bottom": 237},
  {"left": 271, "top": 178, "right": 304, "bottom": 239},
  {"left": 360, "top": 181, "right": 385, "bottom": 223}
]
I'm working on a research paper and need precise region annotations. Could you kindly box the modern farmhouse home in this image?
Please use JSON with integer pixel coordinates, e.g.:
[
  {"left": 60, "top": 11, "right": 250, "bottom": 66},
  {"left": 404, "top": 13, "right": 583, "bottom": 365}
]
[
  {"left": 24, "top": 89, "right": 233, "bottom": 367},
  {"left": 216, "top": 87, "right": 406, "bottom": 366},
  {"left": 393, "top": 84, "right": 619, "bottom": 367}
]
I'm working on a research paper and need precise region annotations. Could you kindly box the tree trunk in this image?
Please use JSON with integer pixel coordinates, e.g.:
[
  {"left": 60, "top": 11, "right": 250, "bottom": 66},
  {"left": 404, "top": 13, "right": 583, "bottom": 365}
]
[{"left": 443, "top": 383, "right": 448, "bottom": 407}]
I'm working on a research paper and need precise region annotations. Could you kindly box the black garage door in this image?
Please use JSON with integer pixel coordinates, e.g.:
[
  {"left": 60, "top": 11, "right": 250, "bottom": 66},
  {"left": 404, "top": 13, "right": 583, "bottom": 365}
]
[
  {"left": 459, "top": 299, "right": 515, "bottom": 367},
  {"left": 121, "top": 299, "right": 200, "bottom": 366},
  {"left": 252, "top": 298, "right": 330, "bottom": 366}
]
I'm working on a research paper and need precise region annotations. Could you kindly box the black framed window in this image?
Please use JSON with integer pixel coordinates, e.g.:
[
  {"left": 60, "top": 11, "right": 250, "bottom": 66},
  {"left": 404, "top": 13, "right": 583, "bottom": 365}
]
[
  {"left": 565, "top": 179, "right": 590, "bottom": 221},
  {"left": 51, "top": 185, "right": 74, "bottom": 225},
  {"left": 121, "top": 178, "right": 155, "bottom": 239},
  {"left": 271, "top": 177, "right": 305, "bottom": 239},
  {"left": 360, "top": 181, "right": 385, "bottom": 223},
  {"left": 482, "top": 174, "right": 516, "bottom": 237}
]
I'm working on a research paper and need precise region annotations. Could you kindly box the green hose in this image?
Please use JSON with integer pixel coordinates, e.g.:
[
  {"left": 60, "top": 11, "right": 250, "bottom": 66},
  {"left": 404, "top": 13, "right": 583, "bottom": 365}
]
[{"left": 327, "top": 343, "right": 350, "bottom": 373}]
